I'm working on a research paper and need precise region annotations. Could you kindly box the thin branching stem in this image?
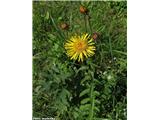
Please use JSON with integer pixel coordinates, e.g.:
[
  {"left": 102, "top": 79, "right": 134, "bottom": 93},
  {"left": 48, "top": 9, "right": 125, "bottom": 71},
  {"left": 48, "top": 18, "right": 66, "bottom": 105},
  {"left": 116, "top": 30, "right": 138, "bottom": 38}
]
[
  {"left": 87, "top": 15, "right": 93, "bottom": 34},
  {"left": 84, "top": 15, "right": 87, "bottom": 33}
]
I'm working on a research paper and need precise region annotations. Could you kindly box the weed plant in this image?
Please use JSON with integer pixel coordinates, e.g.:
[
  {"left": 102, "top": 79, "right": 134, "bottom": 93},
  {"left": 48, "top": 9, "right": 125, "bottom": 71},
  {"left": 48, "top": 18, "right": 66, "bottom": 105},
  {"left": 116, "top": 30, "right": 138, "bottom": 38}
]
[{"left": 33, "top": 1, "right": 127, "bottom": 120}]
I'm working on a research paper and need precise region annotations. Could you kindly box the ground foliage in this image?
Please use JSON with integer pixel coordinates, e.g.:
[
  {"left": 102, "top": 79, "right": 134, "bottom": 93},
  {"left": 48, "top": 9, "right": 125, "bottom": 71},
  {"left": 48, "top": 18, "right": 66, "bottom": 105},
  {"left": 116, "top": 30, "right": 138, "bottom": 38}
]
[{"left": 33, "top": 1, "right": 127, "bottom": 120}]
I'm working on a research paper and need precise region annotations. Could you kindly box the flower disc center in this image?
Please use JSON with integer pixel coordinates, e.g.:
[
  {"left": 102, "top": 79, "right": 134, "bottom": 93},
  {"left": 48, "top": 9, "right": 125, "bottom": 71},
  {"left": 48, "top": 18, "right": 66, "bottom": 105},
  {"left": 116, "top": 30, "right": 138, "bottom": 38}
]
[{"left": 76, "top": 41, "right": 87, "bottom": 51}]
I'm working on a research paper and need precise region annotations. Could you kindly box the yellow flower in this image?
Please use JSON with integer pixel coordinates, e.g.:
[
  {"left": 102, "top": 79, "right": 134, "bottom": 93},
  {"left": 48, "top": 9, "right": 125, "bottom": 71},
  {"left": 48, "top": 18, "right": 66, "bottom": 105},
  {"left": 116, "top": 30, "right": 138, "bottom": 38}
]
[{"left": 64, "top": 33, "right": 96, "bottom": 62}]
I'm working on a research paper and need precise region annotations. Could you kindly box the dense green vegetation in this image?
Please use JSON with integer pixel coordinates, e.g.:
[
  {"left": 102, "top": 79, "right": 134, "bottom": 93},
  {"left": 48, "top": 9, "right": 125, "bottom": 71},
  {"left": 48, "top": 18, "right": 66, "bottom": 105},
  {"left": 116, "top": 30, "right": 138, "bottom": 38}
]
[{"left": 33, "top": 1, "right": 127, "bottom": 120}]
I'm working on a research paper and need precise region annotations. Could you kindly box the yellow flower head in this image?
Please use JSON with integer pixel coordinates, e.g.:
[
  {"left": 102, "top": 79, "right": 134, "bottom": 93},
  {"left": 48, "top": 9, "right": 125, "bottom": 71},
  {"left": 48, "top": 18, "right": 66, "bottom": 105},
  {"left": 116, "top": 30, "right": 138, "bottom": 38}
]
[{"left": 64, "top": 33, "right": 96, "bottom": 62}]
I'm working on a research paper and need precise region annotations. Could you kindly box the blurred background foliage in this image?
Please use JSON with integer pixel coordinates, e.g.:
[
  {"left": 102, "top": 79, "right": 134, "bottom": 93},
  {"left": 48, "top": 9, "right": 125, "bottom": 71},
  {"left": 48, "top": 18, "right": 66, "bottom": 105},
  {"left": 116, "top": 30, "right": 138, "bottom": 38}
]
[{"left": 33, "top": 1, "right": 127, "bottom": 120}]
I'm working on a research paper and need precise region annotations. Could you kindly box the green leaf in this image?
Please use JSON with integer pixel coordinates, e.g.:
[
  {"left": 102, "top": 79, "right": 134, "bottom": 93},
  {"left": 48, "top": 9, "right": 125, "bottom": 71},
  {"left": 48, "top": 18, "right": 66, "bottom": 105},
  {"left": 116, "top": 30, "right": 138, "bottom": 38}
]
[
  {"left": 80, "top": 104, "right": 91, "bottom": 111},
  {"left": 81, "top": 98, "right": 90, "bottom": 104},
  {"left": 75, "top": 66, "right": 89, "bottom": 76},
  {"left": 94, "top": 91, "right": 100, "bottom": 96},
  {"left": 80, "top": 75, "right": 91, "bottom": 85},
  {"left": 113, "top": 50, "right": 127, "bottom": 56},
  {"left": 94, "top": 107, "right": 100, "bottom": 112},
  {"left": 48, "top": 34, "right": 56, "bottom": 41},
  {"left": 45, "top": 11, "right": 49, "bottom": 20},
  {"left": 52, "top": 66, "right": 59, "bottom": 73},
  {"left": 95, "top": 99, "right": 101, "bottom": 104},
  {"left": 89, "top": 70, "right": 94, "bottom": 78},
  {"left": 94, "top": 79, "right": 101, "bottom": 84},
  {"left": 58, "top": 16, "right": 63, "bottom": 21},
  {"left": 34, "top": 86, "right": 41, "bottom": 93},
  {"left": 53, "top": 75, "right": 61, "bottom": 84},
  {"left": 54, "top": 43, "right": 59, "bottom": 51},
  {"left": 79, "top": 88, "right": 90, "bottom": 97}
]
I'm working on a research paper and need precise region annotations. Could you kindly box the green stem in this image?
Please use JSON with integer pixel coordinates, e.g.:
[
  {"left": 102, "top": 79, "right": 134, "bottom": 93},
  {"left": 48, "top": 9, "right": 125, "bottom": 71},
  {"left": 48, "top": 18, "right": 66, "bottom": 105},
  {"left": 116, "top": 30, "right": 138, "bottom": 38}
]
[
  {"left": 84, "top": 15, "right": 87, "bottom": 33},
  {"left": 89, "top": 78, "right": 94, "bottom": 120},
  {"left": 99, "top": 37, "right": 103, "bottom": 63},
  {"left": 109, "top": 36, "right": 113, "bottom": 62},
  {"left": 50, "top": 15, "right": 65, "bottom": 40},
  {"left": 113, "top": 50, "right": 127, "bottom": 56},
  {"left": 87, "top": 15, "right": 93, "bottom": 34},
  {"left": 108, "top": 23, "right": 114, "bottom": 62}
]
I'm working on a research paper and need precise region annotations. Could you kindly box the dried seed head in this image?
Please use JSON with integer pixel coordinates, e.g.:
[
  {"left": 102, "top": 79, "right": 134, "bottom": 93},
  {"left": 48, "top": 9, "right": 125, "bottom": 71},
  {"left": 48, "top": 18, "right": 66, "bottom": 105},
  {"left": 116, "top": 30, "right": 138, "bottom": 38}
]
[
  {"left": 80, "top": 5, "right": 88, "bottom": 14},
  {"left": 60, "top": 23, "right": 69, "bottom": 30}
]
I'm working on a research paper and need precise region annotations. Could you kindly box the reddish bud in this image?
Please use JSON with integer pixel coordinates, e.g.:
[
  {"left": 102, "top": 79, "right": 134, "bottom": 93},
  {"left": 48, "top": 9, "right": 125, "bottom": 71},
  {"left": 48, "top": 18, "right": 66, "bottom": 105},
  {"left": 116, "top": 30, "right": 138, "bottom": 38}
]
[
  {"left": 60, "top": 23, "right": 69, "bottom": 30},
  {"left": 92, "top": 32, "right": 100, "bottom": 40},
  {"left": 80, "top": 6, "right": 88, "bottom": 14}
]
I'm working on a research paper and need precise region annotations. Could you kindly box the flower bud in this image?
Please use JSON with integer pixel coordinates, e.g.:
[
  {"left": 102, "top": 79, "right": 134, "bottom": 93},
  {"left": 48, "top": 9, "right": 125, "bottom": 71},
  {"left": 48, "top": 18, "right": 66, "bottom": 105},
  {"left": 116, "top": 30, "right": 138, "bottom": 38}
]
[
  {"left": 60, "top": 23, "right": 69, "bottom": 30},
  {"left": 92, "top": 32, "right": 100, "bottom": 40},
  {"left": 80, "top": 5, "right": 88, "bottom": 14}
]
